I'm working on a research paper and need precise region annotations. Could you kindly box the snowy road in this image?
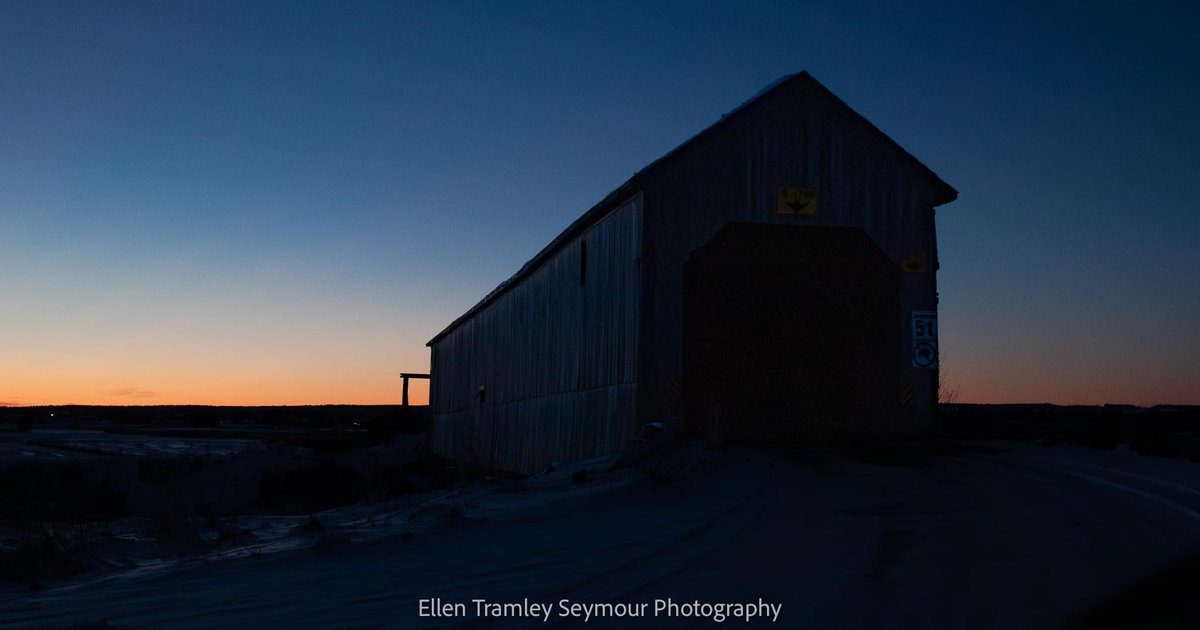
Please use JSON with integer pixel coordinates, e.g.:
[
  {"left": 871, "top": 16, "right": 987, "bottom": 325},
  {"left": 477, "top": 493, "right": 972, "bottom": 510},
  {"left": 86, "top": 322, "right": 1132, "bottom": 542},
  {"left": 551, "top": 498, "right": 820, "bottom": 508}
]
[{"left": 4, "top": 442, "right": 1200, "bottom": 628}]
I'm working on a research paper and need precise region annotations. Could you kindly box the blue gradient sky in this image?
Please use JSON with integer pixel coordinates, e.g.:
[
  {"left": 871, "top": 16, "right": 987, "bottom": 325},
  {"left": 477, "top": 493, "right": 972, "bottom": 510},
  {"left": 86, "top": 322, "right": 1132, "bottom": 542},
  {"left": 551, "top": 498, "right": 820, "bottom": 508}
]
[{"left": 2, "top": 0, "right": 1196, "bottom": 405}]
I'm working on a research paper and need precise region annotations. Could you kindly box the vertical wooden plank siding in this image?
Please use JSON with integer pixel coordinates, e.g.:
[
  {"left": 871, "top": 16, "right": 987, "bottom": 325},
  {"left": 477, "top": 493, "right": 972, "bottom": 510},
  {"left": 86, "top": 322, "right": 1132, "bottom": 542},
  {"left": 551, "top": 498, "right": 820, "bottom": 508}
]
[{"left": 429, "top": 197, "right": 642, "bottom": 474}]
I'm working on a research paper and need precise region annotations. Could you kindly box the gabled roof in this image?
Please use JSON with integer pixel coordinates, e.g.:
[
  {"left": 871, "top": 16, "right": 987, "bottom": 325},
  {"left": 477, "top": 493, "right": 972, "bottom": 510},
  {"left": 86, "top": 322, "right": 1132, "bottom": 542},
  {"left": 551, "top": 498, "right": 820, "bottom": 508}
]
[{"left": 427, "top": 71, "right": 957, "bottom": 346}]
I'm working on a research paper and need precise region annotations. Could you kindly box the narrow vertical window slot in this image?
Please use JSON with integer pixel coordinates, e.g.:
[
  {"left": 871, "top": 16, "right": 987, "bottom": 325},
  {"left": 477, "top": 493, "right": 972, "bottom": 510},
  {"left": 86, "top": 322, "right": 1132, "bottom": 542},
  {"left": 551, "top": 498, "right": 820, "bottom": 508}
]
[{"left": 580, "top": 238, "right": 588, "bottom": 287}]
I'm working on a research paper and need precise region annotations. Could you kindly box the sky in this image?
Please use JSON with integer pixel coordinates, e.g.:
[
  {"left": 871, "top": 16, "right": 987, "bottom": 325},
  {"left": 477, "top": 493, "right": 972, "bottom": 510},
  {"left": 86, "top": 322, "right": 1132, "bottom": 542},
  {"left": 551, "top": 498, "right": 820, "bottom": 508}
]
[{"left": 1, "top": 0, "right": 1196, "bottom": 406}]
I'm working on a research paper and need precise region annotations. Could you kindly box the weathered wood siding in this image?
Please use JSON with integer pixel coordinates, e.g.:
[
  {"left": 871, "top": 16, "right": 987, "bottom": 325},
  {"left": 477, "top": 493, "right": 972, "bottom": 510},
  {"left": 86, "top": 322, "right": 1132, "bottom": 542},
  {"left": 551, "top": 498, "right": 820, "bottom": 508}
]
[{"left": 429, "top": 197, "right": 642, "bottom": 473}]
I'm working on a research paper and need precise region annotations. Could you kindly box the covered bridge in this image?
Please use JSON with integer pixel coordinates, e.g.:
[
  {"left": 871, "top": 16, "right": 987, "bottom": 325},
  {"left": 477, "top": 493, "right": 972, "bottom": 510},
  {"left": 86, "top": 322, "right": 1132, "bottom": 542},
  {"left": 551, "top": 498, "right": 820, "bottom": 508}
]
[{"left": 427, "top": 71, "right": 957, "bottom": 474}]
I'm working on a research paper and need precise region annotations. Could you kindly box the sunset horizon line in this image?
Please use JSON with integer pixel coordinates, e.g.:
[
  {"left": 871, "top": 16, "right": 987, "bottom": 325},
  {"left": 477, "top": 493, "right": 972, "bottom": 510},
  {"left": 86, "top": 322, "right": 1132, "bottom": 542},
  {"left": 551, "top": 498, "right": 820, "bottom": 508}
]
[{"left": 3, "top": 399, "right": 1197, "bottom": 409}]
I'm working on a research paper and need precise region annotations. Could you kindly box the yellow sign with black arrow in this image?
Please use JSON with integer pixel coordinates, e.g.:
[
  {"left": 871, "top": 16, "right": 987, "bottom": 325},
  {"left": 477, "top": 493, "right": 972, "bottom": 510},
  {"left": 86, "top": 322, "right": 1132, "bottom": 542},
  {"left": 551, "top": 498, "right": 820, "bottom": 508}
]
[{"left": 776, "top": 187, "right": 817, "bottom": 216}]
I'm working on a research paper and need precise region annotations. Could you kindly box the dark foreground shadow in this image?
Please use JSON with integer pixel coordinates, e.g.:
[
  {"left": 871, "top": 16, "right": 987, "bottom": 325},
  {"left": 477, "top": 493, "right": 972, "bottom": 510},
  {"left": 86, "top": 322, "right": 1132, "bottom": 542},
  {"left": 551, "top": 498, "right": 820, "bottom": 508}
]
[{"left": 1064, "top": 548, "right": 1200, "bottom": 628}]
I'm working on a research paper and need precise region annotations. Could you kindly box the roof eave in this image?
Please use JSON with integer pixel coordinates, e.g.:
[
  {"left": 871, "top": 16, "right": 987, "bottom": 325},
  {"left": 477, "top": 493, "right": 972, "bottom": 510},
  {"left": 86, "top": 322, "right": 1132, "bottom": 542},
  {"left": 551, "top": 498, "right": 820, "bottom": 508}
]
[{"left": 426, "top": 178, "right": 641, "bottom": 346}]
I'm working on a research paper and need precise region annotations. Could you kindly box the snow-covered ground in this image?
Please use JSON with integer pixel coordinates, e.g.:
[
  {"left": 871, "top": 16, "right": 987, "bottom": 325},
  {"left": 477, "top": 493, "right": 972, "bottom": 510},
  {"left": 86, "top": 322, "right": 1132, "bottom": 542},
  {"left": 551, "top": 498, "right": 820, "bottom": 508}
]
[
  {"left": 4, "top": 441, "right": 1200, "bottom": 628},
  {"left": 0, "top": 427, "right": 263, "bottom": 460}
]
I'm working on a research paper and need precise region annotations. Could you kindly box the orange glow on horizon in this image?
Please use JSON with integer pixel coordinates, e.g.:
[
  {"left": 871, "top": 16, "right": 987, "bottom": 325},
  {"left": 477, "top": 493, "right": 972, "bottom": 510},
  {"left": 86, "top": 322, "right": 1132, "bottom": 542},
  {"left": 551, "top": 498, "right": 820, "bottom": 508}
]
[
  {"left": 1, "top": 352, "right": 431, "bottom": 407},
  {"left": 4, "top": 333, "right": 1197, "bottom": 409},
  {"left": 0, "top": 380, "right": 429, "bottom": 407},
  {"left": 7, "top": 370, "right": 1199, "bottom": 408}
]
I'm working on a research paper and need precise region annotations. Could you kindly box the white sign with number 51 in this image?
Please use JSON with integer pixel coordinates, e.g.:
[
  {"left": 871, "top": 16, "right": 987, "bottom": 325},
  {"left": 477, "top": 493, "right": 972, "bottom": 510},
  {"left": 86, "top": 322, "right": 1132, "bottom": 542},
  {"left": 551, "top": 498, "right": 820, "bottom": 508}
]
[{"left": 911, "top": 311, "right": 938, "bottom": 369}]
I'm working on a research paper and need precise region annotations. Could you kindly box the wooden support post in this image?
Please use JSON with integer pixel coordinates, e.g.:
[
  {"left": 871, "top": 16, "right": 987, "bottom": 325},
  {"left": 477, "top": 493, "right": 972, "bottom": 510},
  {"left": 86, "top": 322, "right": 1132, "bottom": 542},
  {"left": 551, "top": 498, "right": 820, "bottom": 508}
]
[{"left": 399, "top": 372, "right": 430, "bottom": 407}]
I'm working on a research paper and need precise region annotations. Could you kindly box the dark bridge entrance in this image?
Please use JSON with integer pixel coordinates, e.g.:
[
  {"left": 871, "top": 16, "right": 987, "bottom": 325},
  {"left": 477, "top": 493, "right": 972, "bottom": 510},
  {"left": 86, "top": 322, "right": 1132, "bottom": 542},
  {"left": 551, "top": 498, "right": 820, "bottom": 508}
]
[{"left": 683, "top": 224, "right": 901, "bottom": 440}]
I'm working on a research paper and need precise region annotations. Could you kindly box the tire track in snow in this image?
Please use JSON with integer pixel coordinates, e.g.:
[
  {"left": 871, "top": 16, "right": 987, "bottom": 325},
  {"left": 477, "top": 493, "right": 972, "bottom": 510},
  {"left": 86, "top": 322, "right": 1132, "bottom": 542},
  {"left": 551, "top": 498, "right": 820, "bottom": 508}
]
[{"left": 951, "top": 451, "right": 1200, "bottom": 524}]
